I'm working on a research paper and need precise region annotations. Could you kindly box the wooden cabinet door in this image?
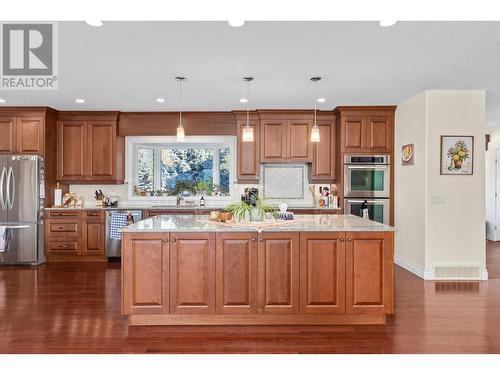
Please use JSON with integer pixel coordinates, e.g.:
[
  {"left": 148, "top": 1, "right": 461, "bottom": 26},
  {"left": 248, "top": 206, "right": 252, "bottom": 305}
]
[
  {"left": 237, "top": 119, "right": 260, "bottom": 181},
  {"left": 300, "top": 232, "right": 346, "bottom": 314},
  {"left": 0, "top": 116, "right": 16, "bottom": 153},
  {"left": 16, "top": 117, "right": 44, "bottom": 154},
  {"left": 345, "top": 231, "right": 394, "bottom": 314},
  {"left": 86, "top": 120, "right": 116, "bottom": 180},
  {"left": 216, "top": 232, "right": 258, "bottom": 314},
  {"left": 57, "top": 120, "right": 87, "bottom": 180},
  {"left": 122, "top": 233, "right": 170, "bottom": 315},
  {"left": 170, "top": 232, "right": 216, "bottom": 314},
  {"left": 258, "top": 232, "right": 300, "bottom": 314},
  {"left": 365, "top": 116, "right": 392, "bottom": 153},
  {"left": 260, "top": 120, "right": 287, "bottom": 162},
  {"left": 287, "top": 119, "right": 312, "bottom": 162},
  {"left": 82, "top": 222, "right": 104, "bottom": 256},
  {"left": 310, "top": 119, "right": 335, "bottom": 181},
  {"left": 342, "top": 117, "right": 364, "bottom": 153}
]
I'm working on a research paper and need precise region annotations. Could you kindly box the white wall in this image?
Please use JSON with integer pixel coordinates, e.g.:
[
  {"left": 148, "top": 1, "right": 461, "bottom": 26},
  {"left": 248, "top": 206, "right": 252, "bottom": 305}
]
[
  {"left": 395, "top": 90, "right": 487, "bottom": 280},
  {"left": 485, "top": 126, "right": 500, "bottom": 240},
  {"left": 394, "top": 92, "right": 426, "bottom": 273},
  {"left": 424, "top": 91, "right": 486, "bottom": 277}
]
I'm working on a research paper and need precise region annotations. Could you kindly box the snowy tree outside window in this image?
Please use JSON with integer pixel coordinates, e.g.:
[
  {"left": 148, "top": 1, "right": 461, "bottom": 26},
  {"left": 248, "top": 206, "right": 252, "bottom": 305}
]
[{"left": 133, "top": 141, "right": 233, "bottom": 198}]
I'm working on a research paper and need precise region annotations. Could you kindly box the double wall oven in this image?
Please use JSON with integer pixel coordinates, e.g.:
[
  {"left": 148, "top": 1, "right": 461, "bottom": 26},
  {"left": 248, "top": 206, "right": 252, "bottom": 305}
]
[{"left": 343, "top": 155, "right": 390, "bottom": 224}]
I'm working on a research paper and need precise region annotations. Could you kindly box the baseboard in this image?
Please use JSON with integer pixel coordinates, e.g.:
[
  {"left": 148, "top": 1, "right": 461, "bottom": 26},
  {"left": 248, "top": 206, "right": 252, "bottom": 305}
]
[{"left": 394, "top": 255, "right": 425, "bottom": 279}]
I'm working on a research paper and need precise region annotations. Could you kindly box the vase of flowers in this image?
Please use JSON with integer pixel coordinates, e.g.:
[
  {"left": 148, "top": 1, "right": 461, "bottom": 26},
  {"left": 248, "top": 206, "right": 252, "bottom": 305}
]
[{"left": 447, "top": 140, "right": 470, "bottom": 170}]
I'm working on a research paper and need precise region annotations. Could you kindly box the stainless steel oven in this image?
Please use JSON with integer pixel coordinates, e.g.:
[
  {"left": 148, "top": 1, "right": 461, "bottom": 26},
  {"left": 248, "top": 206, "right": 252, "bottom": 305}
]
[
  {"left": 344, "top": 198, "right": 390, "bottom": 225},
  {"left": 344, "top": 155, "right": 390, "bottom": 198}
]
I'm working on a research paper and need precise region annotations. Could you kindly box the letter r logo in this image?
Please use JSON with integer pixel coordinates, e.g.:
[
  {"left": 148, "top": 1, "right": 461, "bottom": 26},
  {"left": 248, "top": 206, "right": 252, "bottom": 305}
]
[{"left": 2, "top": 23, "right": 53, "bottom": 76}]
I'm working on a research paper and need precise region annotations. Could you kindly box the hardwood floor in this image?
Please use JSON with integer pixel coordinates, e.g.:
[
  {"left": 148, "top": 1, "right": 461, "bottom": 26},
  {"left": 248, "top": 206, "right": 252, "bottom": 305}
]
[{"left": 1, "top": 243, "right": 500, "bottom": 353}]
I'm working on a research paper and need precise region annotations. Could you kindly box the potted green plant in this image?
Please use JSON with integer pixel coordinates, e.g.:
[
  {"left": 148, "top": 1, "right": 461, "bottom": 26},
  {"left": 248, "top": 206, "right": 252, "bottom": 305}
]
[
  {"left": 251, "top": 198, "right": 278, "bottom": 222},
  {"left": 224, "top": 201, "right": 252, "bottom": 222}
]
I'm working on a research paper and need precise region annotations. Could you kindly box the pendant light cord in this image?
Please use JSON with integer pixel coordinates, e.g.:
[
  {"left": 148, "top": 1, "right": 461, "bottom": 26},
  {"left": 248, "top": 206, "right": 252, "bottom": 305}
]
[
  {"left": 314, "top": 79, "right": 317, "bottom": 127},
  {"left": 179, "top": 79, "right": 183, "bottom": 127},
  {"left": 246, "top": 79, "right": 250, "bottom": 127}
]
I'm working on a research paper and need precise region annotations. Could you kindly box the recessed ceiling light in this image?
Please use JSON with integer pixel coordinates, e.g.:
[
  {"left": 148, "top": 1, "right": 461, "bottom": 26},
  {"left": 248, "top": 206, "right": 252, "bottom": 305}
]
[
  {"left": 239, "top": 98, "right": 248, "bottom": 103},
  {"left": 228, "top": 20, "right": 245, "bottom": 27},
  {"left": 156, "top": 98, "right": 166, "bottom": 103},
  {"left": 317, "top": 98, "right": 326, "bottom": 103},
  {"left": 379, "top": 20, "right": 397, "bottom": 27},
  {"left": 85, "top": 20, "right": 103, "bottom": 27},
  {"left": 0, "top": 98, "right": 5, "bottom": 104},
  {"left": 75, "top": 98, "right": 86, "bottom": 104}
]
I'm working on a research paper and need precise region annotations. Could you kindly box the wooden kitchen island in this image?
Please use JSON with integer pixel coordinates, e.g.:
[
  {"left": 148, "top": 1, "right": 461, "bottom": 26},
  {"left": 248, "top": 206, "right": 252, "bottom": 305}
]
[{"left": 121, "top": 214, "right": 394, "bottom": 326}]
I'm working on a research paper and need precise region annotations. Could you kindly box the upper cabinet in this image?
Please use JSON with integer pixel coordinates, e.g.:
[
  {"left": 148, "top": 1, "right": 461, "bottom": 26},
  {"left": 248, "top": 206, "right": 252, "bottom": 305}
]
[
  {"left": 57, "top": 112, "right": 124, "bottom": 184},
  {"left": 259, "top": 111, "right": 313, "bottom": 163},
  {"left": 235, "top": 111, "right": 260, "bottom": 182},
  {"left": 310, "top": 114, "right": 336, "bottom": 182},
  {"left": 0, "top": 111, "right": 46, "bottom": 155},
  {"left": 335, "top": 107, "right": 395, "bottom": 154}
]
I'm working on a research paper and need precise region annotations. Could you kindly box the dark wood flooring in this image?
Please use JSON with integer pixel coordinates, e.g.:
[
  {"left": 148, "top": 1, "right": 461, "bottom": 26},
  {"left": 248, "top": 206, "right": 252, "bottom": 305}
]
[{"left": 1, "top": 242, "right": 500, "bottom": 353}]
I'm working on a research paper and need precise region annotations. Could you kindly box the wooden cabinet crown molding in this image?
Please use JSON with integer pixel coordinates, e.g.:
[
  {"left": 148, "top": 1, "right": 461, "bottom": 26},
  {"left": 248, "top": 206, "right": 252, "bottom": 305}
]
[
  {"left": 334, "top": 106, "right": 397, "bottom": 117},
  {"left": 57, "top": 111, "right": 120, "bottom": 121},
  {"left": 0, "top": 106, "right": 57, "bottom": 117}
]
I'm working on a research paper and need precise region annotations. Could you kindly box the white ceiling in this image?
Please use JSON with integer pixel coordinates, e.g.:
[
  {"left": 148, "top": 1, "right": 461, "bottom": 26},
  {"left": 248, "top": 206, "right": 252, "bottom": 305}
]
[{"left": 1, "top": 21, "right": 500, "bottom": 126}]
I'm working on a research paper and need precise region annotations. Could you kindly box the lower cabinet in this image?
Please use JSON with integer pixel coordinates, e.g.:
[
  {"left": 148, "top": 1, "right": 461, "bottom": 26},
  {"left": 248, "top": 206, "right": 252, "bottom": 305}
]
[
  {"left": 257, "top": 232, "right": 300, "bottom": 314},
  {"left": 300, "top": 232, "right": 346, "bottom": 314},
  {"left": 169, "top": 232, "right": 216, "bottom": 314},
  {"left": 345, "top": 231, "right": 394, "bottom": 314},
  {"left": 122, "top": 233, "right": 169, "bottom": 315},
  {"left": 45, "top": 210, "right": 106, "bottom": 261},
  {"left": 122, "top": 230, "right": 394, "bottom": 321},
  {"left": 216, "top": 232, "right": 258, "bottom": 314}
]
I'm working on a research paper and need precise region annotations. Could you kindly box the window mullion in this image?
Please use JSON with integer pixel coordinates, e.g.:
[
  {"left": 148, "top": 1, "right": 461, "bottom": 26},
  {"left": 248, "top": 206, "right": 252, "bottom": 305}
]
[{"left": 154, "top": 147, "right": 161, "bottom": 191}]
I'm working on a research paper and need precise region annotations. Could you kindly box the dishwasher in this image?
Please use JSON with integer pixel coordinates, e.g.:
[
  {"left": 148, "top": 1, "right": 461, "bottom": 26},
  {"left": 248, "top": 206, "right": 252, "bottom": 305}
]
[{"left": 105, "top": 210, "right": 143, "bottom": 259}]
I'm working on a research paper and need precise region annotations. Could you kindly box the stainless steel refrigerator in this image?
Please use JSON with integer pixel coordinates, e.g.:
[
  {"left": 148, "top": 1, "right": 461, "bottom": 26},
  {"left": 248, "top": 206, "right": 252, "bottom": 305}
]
[{"left": 0, "top": 155, "right": 45, "bottom": 265}]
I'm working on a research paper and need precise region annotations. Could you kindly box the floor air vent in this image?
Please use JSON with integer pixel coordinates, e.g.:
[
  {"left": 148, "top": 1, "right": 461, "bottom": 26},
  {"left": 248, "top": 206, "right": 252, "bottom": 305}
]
[{"left": 434, "top": 265, "right": 481, "bottom": 280}]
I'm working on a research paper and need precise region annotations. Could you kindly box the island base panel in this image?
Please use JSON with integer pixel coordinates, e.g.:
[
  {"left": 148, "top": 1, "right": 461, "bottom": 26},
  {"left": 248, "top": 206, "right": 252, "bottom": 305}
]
[{"left": 129, "top": 313, "right": 386, "bottom": 326}]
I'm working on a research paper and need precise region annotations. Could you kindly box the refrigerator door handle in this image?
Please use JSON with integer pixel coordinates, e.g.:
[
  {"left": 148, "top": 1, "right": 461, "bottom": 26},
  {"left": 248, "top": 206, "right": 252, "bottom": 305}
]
[
  {"left": 0, "top": 167, "right": 6, "bottom": 210},
  {"left": 6, "top": 166, "right": 13, "bottom": 210}
]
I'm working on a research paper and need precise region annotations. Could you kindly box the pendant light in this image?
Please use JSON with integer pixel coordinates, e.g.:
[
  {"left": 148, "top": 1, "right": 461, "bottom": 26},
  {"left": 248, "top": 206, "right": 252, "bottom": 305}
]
[
  {"left": 242, "top": 77, "right": 254, "bottom": 142},
  {"left": 176, "top": 76, "right": 186, "bottom": 142},
  {"left": 310, "top": 76, "right": 321, "bottom": 143}
]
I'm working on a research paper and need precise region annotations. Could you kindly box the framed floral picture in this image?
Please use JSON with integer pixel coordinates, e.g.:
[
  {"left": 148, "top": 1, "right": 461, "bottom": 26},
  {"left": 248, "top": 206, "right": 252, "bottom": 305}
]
[{"left": 440, "top": 135, "right": 474, "bottom": 175}]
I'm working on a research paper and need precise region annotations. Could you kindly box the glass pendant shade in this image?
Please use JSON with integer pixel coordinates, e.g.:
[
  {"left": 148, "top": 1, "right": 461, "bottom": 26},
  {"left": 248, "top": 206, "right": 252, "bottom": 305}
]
[
  {"left": 311, "top": 126, "right": 320, "bottom": 143},
  {"left": 242, "top": 125, "right": 254, "bottom": 142},
  {"left": 176, "top": 124, "right": 185, "bottom": 142}
]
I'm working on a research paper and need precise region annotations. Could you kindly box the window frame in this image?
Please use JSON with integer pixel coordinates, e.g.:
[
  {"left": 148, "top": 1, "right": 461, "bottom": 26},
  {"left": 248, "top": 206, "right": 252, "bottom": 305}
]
[{"left": 126, "top": 136, "right": 237, "bottom": 202}]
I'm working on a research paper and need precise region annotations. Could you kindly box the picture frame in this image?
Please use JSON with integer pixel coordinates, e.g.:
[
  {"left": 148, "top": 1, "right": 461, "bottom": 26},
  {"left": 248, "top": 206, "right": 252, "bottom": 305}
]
[
  {"left": 440, "top": 135, "right": 474, "bottom": 175},
  {"left": 401, "top": 143, "right": 414, "bottom": 166}
]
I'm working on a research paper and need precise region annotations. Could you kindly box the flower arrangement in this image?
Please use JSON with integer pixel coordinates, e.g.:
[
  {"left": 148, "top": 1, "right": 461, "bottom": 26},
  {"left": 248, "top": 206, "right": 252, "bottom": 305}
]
[{"left": 447, "top": 139, "right": 470, "bottom": 169}]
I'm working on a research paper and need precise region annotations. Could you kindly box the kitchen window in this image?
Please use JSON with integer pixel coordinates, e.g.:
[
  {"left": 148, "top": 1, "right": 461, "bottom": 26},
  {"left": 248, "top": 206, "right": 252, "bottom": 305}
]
[{"left": 126, "top": 136, "right": 235, "bottom": 200}]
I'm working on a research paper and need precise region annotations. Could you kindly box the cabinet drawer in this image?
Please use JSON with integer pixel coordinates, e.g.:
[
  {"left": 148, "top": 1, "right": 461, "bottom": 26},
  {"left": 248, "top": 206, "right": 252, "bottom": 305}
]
[
  {"left": 85, "top": 210, "right": 104, "bottom": 222},
  {"left": 46, "top": 210, "right": 82, "bottom": 218},
  {"left": 47, "top": 221, "right": 81, "bottom": 237},
  {"left": 47, "top": 240, "right": 79, "bottom": 255}
]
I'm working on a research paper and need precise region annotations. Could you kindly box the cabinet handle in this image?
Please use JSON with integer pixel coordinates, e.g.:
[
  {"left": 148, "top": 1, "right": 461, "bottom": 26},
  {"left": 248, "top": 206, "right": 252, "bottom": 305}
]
[
  {"left": 57, "top": 226, "right": 64, "bottom": 230},
  {"left": 171, "top": 238, "right": 177, "bottom": 243},
  {"left": 347, "top": 238, "right": 352, "bottom": 242},
  {"left": 252, "top": 238, "right": 256, "bottom": 242},
  {"left": 163, "top": 238, "right": 169, "bottom": 243},
  {"left": 339, "top": 238, "right": 345, "bottom": 242},
  {"left": 259, "top": 238, "right": 264, "bottom": 242}
]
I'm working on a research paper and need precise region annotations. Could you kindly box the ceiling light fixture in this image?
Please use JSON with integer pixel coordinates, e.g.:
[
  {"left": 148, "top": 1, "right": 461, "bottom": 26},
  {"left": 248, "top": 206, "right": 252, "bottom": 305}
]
[
  {"left": 228, "top": 20, "right": 245, "bottom": 27},
  {"left": 0, "top": 99, "right": 5, "bottom": 104},
  {"left": 85, "top": 20, "right": 104, "bottom": 27},
  {"left": 75, "top": 98, "right": 85, "bottom": 104},
  {"left": 239, "top": 98, "right": 248, "bottom": 103},
  {"left": 242, "top": 77, "right": 254, "bottom": 142},
  {"left": 317, "top": 97, "right": 326, "bottom": 103},
  {"left": 310, "top": 77, "right": 321, "bottom": 143},
  {"left": 379, "top": 20, "right": 397, "bottom": 27},
  {"left": 156, "top": 98, "right": 165, "bottom": 103},
  {"left": 176, "top": 76, "right": 187, "bottom": 142}
]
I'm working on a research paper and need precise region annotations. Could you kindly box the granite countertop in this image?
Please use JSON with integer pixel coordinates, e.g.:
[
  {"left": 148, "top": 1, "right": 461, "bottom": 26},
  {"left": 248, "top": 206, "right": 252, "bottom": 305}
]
[
  {"left": 121, "top": 214, "right": 394, "bottom": 233},
  {"left": 45, "top": 205, "right": 343, "bottom": 211}
]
